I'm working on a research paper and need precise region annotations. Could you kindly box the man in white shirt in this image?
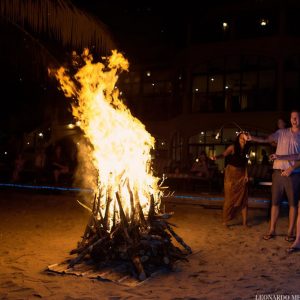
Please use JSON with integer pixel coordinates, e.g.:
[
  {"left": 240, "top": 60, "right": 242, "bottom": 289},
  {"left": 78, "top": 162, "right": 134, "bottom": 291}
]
[{"left": 248, "top": 110, "right": 300, "bottom": 242}]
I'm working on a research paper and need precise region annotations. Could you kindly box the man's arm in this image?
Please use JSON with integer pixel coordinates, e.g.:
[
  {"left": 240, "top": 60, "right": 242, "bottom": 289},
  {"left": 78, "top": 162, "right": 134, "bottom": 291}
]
[
  {"left": 247, "top": 134, "right": 274, "bottom": 144},
  {"left": 270, "top": 153, "right": 300, "bottom": 161}
]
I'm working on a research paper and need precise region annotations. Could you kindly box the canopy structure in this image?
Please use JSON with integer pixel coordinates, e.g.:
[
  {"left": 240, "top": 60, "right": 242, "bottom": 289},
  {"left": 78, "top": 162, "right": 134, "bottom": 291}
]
[{"left": 0, "top": 0, "right": 115, "bottom": 67}]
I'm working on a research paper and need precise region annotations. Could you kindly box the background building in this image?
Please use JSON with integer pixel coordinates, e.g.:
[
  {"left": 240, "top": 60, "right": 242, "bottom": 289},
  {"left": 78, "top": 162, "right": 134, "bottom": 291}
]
[
  {"left": 1, "top": 0, "right": 300, "bottom": 180},
  {"left": 115, "top": 0, "right": 300, "bottom": 173}
]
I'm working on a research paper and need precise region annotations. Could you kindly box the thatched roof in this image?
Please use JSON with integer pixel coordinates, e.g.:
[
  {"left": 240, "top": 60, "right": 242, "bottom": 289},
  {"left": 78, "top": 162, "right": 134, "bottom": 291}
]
[{"left": 0, "top": 0, "right": 115, "bottom": 55}]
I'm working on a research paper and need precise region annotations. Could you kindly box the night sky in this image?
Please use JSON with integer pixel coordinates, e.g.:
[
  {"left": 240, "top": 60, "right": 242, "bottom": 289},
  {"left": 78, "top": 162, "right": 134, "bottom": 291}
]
[{"left": 0, "top": 0, "right": 252, "bottom": 136}]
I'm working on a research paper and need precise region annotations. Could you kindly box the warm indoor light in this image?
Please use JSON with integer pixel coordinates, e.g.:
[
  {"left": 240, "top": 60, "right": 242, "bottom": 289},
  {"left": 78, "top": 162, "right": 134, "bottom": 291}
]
[{"left": 260, "top": 18, "right": 268, "bottom": 26}]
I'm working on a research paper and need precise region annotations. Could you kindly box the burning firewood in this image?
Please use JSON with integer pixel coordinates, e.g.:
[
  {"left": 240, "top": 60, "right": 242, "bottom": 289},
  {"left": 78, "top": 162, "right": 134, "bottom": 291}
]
[
  {"left": 68, "top": 189, "right": 191, "bottom": 280},
  {"left": 54, "top": 49, "right": 191, "bottom": 281}
]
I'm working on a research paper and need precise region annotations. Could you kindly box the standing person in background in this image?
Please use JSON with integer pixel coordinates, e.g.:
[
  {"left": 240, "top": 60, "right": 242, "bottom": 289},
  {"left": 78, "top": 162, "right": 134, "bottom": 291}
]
[
  {"left": 277, "top": 117, "right": 287, "bottom": 130},
  {"left": 211, "top": 132, "right": 250, "bottom": 227},
  {"left": 271, "top": 117, "right": 287, "bottom": 150},
  {"left": 248, "top": 110, "right": 300, "bottom": 242},
  {"left": 261, "top": 149, "right": 270, "bottom": 165}
]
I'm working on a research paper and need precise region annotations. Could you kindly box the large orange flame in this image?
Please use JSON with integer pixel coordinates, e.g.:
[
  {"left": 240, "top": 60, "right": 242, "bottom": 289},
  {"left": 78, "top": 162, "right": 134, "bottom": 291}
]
[{"left": 55, "top": 49, "right": 161, "bottom": 229}]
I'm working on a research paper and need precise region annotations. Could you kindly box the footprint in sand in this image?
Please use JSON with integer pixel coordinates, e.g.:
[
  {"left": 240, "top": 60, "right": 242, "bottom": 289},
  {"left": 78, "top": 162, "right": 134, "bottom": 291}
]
[{"left": 260, "top": 247, "right": 269, "bottom": 254}]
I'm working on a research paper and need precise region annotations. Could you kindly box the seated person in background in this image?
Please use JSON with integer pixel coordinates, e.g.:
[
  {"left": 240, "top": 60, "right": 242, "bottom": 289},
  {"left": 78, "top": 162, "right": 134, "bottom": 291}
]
[
  {"left": 261, "top": 149, "right": 270, "bottom": 165},
  {"left": 51, "top": 145, "right": 69, "bottom": 184},
  {"left": 190, "top": 151, "right": 210, "bottom": 178},
  {"left": 11, "top": 153, "right": 25, "bottom": 183},
  {"left": 34, "top": 147, "right": 47, "bottom": 184}
]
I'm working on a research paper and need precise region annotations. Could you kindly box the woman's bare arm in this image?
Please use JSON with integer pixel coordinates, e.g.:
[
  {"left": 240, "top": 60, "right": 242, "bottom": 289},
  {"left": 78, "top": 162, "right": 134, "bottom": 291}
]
[{"left": 211, "top": 145, "right": 234, "bottom": 160}]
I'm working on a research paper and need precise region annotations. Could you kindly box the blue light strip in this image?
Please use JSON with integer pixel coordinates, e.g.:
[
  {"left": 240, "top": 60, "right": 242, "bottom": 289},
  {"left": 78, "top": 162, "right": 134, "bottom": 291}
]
[
  {"left": 0, "top": 183, "right": 93, "bottom": 193},
  {"left": 0, "top": 183, "right": 289, "bottom": 207}
]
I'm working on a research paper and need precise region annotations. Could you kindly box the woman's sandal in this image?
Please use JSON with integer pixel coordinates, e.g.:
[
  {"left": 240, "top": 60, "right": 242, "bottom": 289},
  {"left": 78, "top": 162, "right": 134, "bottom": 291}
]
[
  {"left": 285, "top": 235, "right": 296, "bottom": 242},
  {"left": 263, "top": 233, "right": 276, "bottom": 240},
  {"left": 286, "top": 247, "right": 300, "bottom": 254}
]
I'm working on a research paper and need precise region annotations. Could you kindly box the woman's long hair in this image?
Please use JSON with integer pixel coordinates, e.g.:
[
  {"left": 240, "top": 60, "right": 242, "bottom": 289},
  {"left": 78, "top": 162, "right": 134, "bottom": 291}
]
[{"left": 234, "top": 133, "right": 250, "bottom": 156}]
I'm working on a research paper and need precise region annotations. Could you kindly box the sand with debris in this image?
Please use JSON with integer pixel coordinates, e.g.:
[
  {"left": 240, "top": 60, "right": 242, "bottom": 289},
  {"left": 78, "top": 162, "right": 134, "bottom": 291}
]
[{"left": 0, "top": 189, "right": 300, "bottom": 300}]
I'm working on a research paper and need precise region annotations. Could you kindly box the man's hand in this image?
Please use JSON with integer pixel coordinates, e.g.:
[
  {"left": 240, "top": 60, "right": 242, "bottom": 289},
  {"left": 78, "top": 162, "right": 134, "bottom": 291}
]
[
  {"left": 269, "top": 153, "right": 277, "bottom": 161},
  {"left": 281, "top": 167, "right": 293, "bottom": 177}
]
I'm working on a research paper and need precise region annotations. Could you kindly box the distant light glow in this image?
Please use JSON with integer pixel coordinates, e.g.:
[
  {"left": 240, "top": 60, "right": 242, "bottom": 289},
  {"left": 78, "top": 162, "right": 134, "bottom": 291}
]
[
  {"left": 260, "top": 18, "right": 268, "bottom": 26},
  {"left": 222, "top": 22, "right": 228, "bottom": 30},
  {"left": 146, "top": 71, "right": 151, "bottom": 77}
]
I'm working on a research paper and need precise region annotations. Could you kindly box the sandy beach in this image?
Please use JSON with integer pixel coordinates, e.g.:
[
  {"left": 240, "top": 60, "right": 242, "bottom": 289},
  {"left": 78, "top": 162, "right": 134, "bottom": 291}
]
[{"left": 1, "top": 189, "right": 300, "bottom": 300}]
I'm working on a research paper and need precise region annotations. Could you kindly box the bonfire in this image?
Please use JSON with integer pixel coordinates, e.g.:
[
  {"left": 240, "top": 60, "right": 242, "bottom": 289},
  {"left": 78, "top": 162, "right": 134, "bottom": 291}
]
[{"left": 54, "top": 49, "right": 191, "bottom": 280}]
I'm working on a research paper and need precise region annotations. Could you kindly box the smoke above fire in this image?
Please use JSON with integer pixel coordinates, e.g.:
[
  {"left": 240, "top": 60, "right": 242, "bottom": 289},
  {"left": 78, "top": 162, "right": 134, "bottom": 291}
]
[{"left": 54, "top": 49, "right": 161, "bottom": 227}]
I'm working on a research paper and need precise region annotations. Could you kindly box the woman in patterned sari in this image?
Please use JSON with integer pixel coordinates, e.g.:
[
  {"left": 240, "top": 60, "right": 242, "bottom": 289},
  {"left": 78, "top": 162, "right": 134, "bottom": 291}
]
[{"left": 212, "top": 132, "right": 250, "bottom": 226}]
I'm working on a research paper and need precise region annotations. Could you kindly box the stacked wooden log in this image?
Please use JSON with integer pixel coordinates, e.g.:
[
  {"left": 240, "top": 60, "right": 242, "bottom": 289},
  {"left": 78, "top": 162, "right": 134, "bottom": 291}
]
[{"left": 69, "top": 190, "right": 191, "bottom": 281}]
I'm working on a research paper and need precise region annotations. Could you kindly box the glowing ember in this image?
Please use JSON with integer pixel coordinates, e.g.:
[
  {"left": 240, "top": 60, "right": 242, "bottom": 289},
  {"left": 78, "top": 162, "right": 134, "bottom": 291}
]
[{"left": 55, "top": 49, "right": 161, "bottom": 229}]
